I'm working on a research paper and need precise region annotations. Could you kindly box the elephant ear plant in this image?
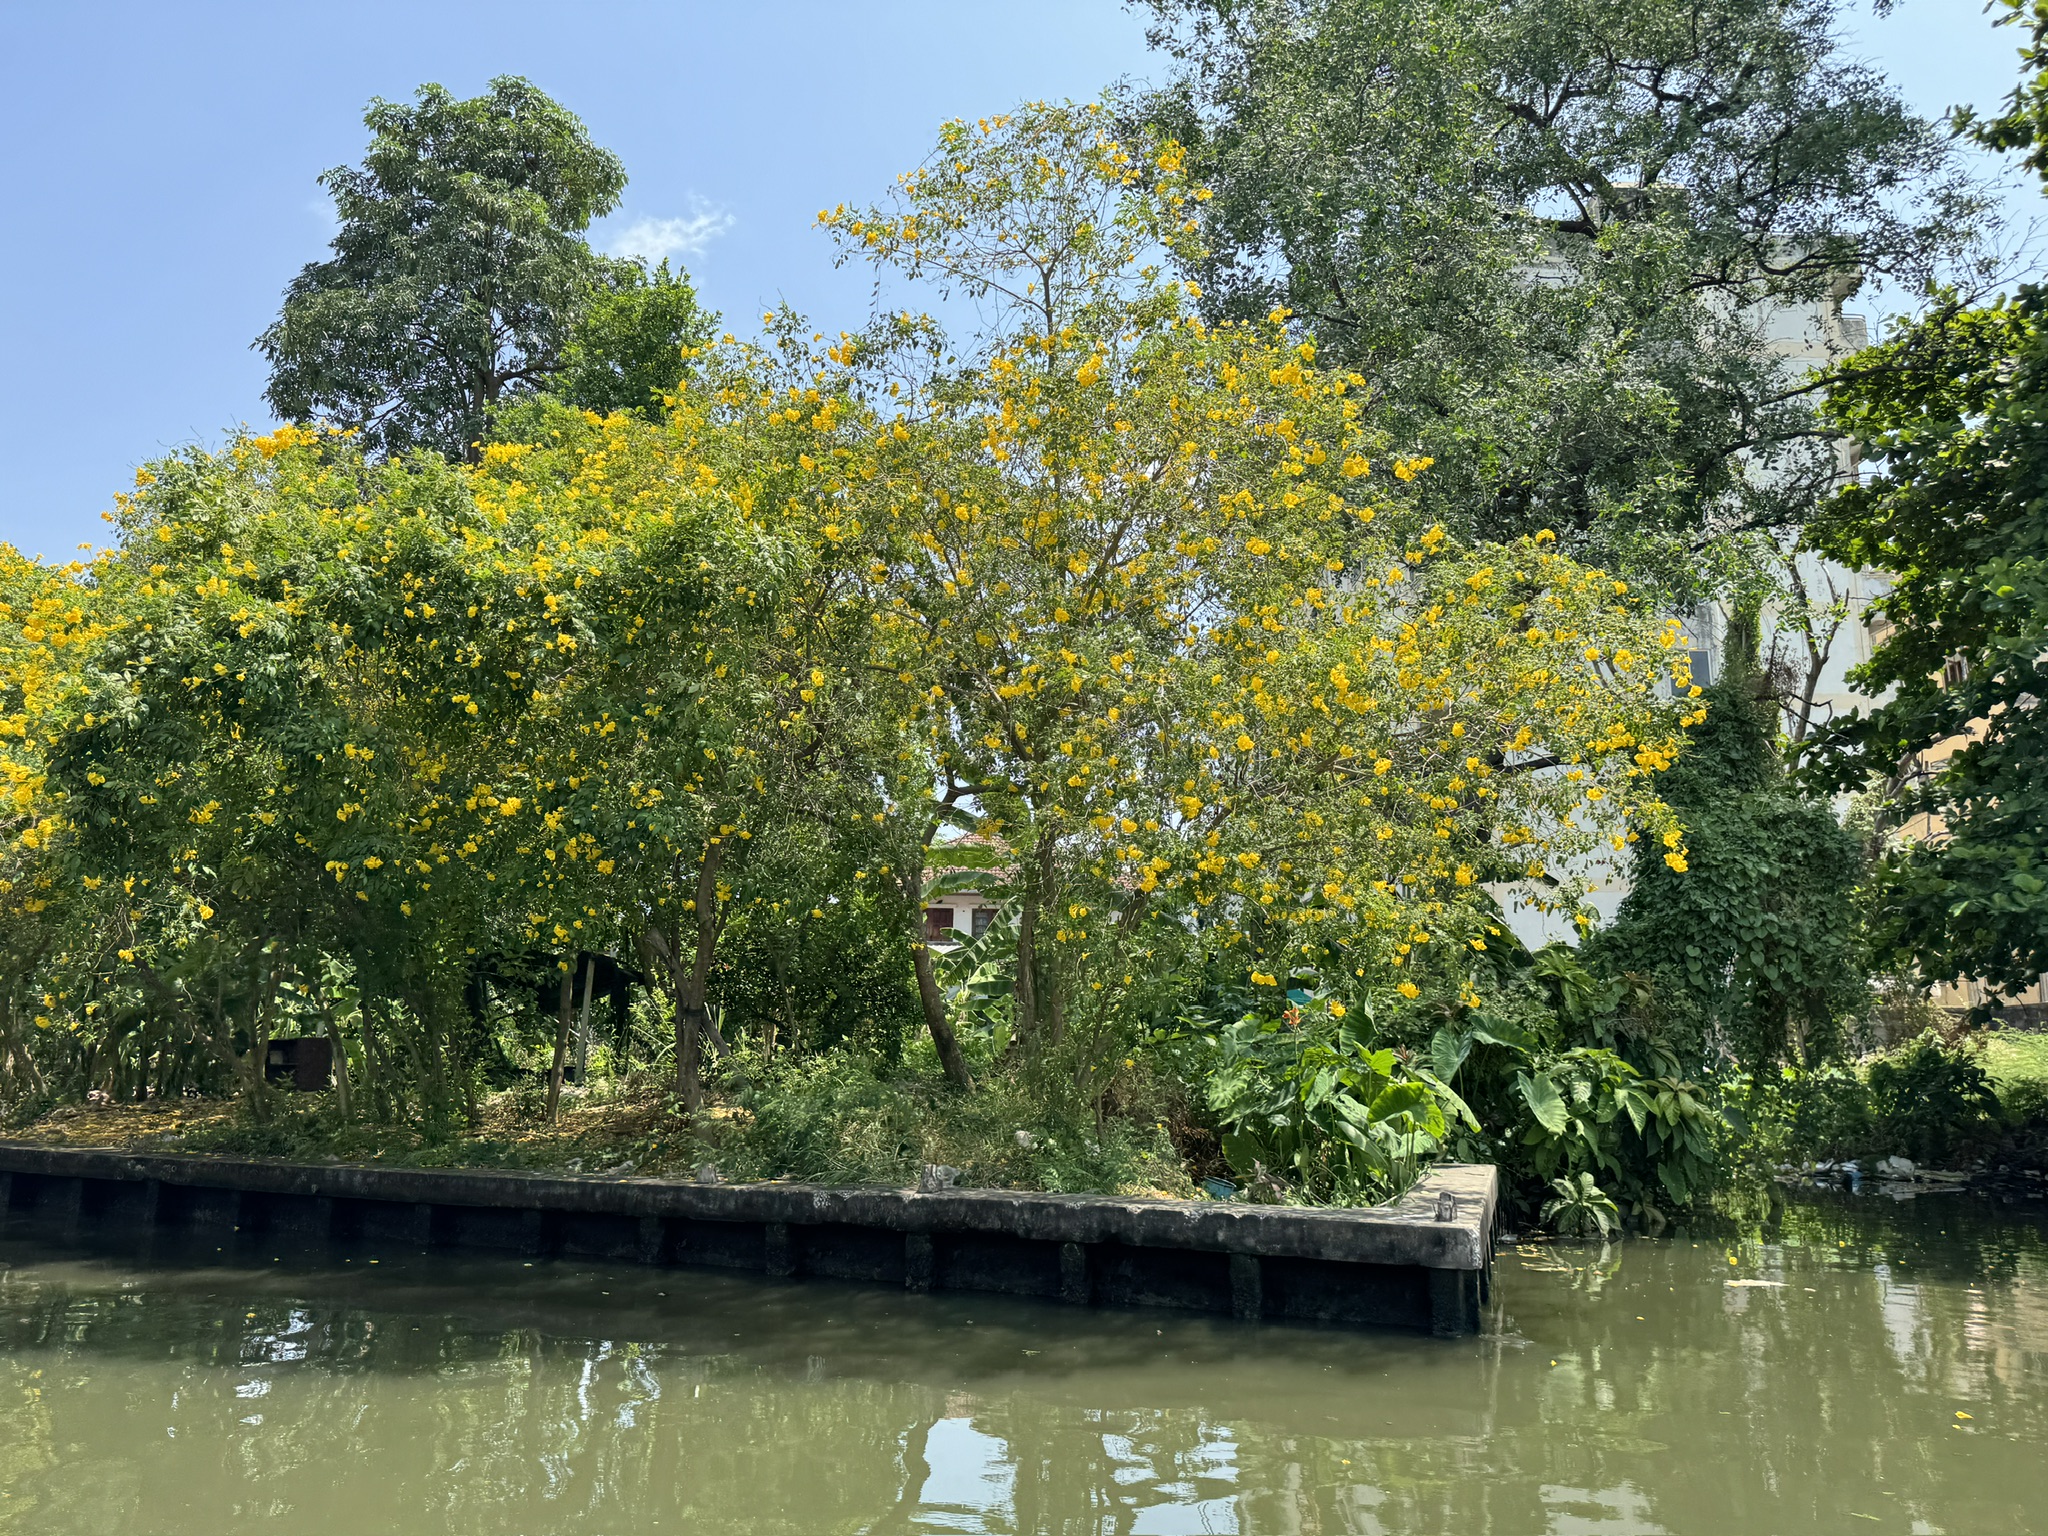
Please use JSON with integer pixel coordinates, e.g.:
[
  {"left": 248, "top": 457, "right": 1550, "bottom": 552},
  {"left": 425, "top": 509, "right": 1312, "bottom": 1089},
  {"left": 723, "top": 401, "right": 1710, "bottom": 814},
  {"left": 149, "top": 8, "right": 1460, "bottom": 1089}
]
[{"left": 1205, "top": 997, "right": 1477, "bottom": 1204}]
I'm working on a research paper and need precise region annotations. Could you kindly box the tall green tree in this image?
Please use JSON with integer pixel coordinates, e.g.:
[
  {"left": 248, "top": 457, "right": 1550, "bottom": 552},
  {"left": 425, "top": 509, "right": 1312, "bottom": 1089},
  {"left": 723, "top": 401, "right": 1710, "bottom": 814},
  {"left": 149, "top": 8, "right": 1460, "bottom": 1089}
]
[
  {"left": 1804, "top": 0, "right": 2048, "bottom": 1000},
  {"left": 257, "top": 77, "right": 629, "bottom": 461},
  {"left": 1136, "top": 0, "right": 1985, "bottom": 570},
  {"left": 1600, "top": 623, "right": 1866, "bottom": 1070},
  {"left": 555, "top": 259, "right": 716, "bottom": 420}
]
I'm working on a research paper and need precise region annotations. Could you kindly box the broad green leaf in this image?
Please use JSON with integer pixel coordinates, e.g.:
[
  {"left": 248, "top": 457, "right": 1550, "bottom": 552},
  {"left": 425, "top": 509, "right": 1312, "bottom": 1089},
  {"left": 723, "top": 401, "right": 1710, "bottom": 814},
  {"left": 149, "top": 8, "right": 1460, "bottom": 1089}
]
[
  {"left": 1366, "top": 1081, "right": 1431, "bottom": 1123},
  {"left": 1518, "top": 1070, "right": 1569, "bottom": 1135}
]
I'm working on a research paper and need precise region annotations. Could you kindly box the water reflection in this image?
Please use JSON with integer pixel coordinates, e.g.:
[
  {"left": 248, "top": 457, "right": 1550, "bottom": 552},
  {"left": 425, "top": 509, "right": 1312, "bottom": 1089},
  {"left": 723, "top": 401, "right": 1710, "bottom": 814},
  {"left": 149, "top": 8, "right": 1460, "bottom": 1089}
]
[{"left": 0, "top": 1191, "right": 2041, "bottom": 1534}]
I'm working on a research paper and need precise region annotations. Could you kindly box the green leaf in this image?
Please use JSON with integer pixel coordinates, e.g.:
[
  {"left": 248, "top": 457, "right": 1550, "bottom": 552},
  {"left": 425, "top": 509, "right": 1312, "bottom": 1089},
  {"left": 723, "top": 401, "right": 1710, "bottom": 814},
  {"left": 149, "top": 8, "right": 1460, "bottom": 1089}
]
[
  {"left": 1366, "top": 1081, "right": 1430, "bottom": 1123},
  {"left": 1517, "top": 1070, "right": 1569, "bottom": 1135},
  {"left": 1614, "top": 1086, "right": 1649, "bottom": 1135},
  {"left": 1219, "top": 1130, "right": 1267, "bottom": 1177},
  {"left": 1657, "top": 1159, "right": 1692, "bottom": 1205},
  {"left": 1468, "top": 1019, "right": 1536, "bottom": 1054}
]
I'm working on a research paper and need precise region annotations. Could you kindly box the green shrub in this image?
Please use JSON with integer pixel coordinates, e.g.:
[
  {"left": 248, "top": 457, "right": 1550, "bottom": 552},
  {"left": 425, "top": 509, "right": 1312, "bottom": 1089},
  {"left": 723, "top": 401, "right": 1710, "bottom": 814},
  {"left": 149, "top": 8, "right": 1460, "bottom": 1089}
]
[
  {"left": 710, "top": 1046, "right": 1193, "bottom": 1196},
  {"left": 1540, "top": 1172, "right": 1620, "bottom": 1239},
  {"left": 1745, "top": 1062, "right": 1874, "bottom": 1164},
  {"left": 2001, "top": 1077, "right": 2048, "bottom": 1130},
  {"left": 1865, "top": 1032, "right": 2001, "bottom": 1164},
  {"left": 1203, "top": 997, "right": 1473, "bottom": 1205}
]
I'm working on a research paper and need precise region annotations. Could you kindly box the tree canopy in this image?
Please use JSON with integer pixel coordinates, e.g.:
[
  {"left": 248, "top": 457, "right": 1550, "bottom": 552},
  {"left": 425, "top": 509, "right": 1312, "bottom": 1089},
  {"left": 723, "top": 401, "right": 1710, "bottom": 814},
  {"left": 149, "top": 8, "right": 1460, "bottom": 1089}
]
[
  {"left": 15, "top": 9, "right": 2035, "bottom": 1216},
  {"left": 1136, "top": 0, "right": 1984, "bottom": 571},
  {"left": 256, "top": 77, "right": 633, "bottom": 461},
  {"left": 1, "top": 102, "right": 1701, "bottom": 1150},
  {"left": 1804, "top": 0, "right": 2048, "bottom": 1000}
]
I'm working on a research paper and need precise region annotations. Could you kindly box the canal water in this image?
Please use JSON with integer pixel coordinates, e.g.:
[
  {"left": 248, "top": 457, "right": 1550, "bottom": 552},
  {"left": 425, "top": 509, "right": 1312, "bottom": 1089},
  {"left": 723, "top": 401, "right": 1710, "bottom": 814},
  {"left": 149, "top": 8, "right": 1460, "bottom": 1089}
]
[{"left": 0, "top": 1191, "right": 2041, "bottom": 1534}]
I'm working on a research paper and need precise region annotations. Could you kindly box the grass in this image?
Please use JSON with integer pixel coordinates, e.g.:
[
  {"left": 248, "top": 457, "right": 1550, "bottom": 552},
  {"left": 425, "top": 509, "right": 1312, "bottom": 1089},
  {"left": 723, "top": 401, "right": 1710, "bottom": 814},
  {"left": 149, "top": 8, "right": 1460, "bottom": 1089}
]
[
  {"left": 1980, "top": 1029, "right": 2048, "bottom": 1096},
  {"left": 699, "top": 1048, "right": 1200, "bottom": 1197},
  {"left": 1, "top": 1078, "right": 688, "bottom": 1174},
  {"left": 0, "top": 1047, "right": 1210, "bottom": 1200}
]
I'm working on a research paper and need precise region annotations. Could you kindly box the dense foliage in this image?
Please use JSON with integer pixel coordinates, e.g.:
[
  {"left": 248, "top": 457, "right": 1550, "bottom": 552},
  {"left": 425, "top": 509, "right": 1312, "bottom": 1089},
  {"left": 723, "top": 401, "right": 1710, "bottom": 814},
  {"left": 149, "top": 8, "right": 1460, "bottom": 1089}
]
[
  {"left": 1601, "top": 626, "right": 1867, "bottom": 1070},
  {"left": 0, "top": 102, "right": 1708, "bottom": 1210},
  {"left": 1136, "top": 0, "right": 1983, "bottom": 570},
  {"left": 1803, "top": 0, "right": 2048, "bottom": 1002},
  {"left": 5, "top": 3, "right": 2039, "bottom": 1228}
]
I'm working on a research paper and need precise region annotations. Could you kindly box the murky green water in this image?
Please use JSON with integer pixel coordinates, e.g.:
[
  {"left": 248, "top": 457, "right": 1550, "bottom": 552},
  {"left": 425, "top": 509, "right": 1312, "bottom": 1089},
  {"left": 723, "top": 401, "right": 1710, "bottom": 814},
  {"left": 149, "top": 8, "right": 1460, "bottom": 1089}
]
[{"left": 0, "top": 1192, "right": 2042, "bottom": 1535}]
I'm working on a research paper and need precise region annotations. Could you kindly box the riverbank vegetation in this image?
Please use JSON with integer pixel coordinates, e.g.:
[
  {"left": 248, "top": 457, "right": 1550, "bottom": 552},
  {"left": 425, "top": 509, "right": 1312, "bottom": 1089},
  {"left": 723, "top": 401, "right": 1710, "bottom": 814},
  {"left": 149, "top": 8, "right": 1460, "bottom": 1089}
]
[{"left": 4, "top": 0, "right": 2046, "bottom": 1229}]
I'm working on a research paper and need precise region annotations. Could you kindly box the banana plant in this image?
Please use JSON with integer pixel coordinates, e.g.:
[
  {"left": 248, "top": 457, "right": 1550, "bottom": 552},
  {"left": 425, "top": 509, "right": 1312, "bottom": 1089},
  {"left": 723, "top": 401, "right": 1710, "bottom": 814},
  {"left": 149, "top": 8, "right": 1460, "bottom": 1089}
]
[{"left": 922, "top": 848, "right": 1017, "bottom": 1046}]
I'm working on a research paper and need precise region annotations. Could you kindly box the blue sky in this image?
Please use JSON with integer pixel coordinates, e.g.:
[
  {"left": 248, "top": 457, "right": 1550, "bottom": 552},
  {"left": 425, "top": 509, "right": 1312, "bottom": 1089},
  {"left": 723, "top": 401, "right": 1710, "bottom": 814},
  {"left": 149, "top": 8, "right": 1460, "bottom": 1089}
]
[{"left": 0, "top": 0, "right": 2028, "bottom": 558}]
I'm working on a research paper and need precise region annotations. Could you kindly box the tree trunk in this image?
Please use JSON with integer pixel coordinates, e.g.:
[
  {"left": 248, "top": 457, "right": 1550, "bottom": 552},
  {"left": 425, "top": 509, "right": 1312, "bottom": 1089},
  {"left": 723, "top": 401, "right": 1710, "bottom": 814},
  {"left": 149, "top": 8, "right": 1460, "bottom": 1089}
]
[
  {"left": 242, "top": 954, "right": 275, "bottom": 1123},
  {"left": 574, "top": 954, "right": 596, "bottom": 1083},
  {"left": 456, "top": 1013, "right": 479, "bottom": 1127},
  {"left": 321, "top": 997, "right": 353, "bottom": 1121},
  {"left": 417, "top": 989, "right": 451, "bottom": 1125},
  {"left": 545, "top": 967, "right": 573, "bottom": 1124},
  {"left": 766, "top": 950, "right": 791, "bottom": 1062},
  {"left": 777, "top": 985, "right": 798, "bottom": 1061},
  {"left": 674, "top": 973, "right": 703, "bottom": 1111},
  {"left": 913, "top": 940, "right": 975, "bottom": 1090},
  {"left": 902, "top": 816, "right": 977, "bottom": 1090},
  {"left": 1013, "top": 888, "right": 1039, "bottom": 1044},
  {"left": 672, "top": 842, "right": 726, "bottom": 1111},
  {"left": 359, "top": 989, "right": 384, "bottom": 1122}
]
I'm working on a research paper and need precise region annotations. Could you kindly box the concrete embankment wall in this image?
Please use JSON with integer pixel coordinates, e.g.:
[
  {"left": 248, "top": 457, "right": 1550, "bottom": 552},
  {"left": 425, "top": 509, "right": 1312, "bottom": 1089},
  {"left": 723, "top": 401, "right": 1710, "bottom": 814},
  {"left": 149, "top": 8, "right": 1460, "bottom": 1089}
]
[{"left": 0, "top": 1146, "right": 1497, "bottom": 1335}]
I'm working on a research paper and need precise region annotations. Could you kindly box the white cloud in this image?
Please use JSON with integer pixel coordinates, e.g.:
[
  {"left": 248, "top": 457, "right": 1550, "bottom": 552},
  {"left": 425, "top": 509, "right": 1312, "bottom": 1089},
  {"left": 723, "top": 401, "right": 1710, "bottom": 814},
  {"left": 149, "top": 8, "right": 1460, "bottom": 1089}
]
[{"left": 602, "top": 200, "right": 736, "bottom": 264}]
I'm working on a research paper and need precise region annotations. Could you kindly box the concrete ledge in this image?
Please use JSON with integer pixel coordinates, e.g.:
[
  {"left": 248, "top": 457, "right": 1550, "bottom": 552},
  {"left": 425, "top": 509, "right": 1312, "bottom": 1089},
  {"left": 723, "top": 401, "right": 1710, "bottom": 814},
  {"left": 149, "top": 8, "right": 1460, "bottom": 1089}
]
[{"left": 0, "top": 1145, "right": 1496, "bottom": 1334}]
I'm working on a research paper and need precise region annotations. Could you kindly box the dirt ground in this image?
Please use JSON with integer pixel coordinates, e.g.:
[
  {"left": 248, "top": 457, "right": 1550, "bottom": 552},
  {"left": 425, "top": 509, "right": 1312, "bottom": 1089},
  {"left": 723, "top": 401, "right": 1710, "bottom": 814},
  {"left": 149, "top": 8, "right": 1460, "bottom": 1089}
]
[{"left": 0, "top": 1083, "right": 726, "bottom": 1177}]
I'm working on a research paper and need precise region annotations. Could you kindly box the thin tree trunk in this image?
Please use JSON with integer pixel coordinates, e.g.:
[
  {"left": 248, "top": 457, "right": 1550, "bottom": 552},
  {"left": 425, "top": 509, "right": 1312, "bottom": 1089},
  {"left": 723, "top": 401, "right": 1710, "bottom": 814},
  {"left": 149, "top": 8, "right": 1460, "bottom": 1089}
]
[
  {"left": 574, "top": 954, "right": 596, "bottom": 1083},
  {"left": 675, "top": 966, "right": 703, "bottom": 1112},
  {"left": 913, "top": 942, "right": 975, "bottom": 1091},
  {"left": 455, "top": 1012, "right": 479, "bottom": 1127},
  {"left": 359, "top": 988, "right": 383, "bottom": 1122},
  {"left": 1013, "top": 828, "right": 1057, "bottom": 1048},
  {"left": 417, "top": 989, "right": 451, "bottom": 1124},
  {"left": 778, "top": 984, "right": 798, "bottom": 1061},
  {"left": 669, "top": 843, "right": 726, "bottom": 1111},
  {"left": 243, "top": 951, "right": 275, "bottom": 1122},
  {"left": 903, "top": 814, "right": 977, "bottom": 1089},
  {"left": 1014, "top": 891, "right": 1039, "bottom": 1044},
  {"left": 767, "top": 950, "right": 790, "bottom": 1062},
  {"left": 321, "top": 996, "right": 352, "bottom": 1121},
  {"left": 546, "top": 967, "right": 573, "bottom": 1124}
]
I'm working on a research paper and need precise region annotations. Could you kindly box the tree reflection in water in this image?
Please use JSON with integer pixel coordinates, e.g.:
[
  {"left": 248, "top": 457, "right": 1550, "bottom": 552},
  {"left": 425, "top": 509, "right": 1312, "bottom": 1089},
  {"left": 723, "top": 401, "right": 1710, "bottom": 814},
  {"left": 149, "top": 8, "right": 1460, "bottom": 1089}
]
[{"left": 0, "top": 1191, "right": 2041, "bottom": 1534}]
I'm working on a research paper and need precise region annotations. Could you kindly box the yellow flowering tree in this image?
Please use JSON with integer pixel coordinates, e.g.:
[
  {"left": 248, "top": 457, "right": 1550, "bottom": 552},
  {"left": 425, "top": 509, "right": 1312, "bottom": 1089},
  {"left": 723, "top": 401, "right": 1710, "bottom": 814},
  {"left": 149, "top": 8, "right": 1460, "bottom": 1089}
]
[
  {"left": 43, "top": 430, "right": 509, "bottom": 1116},
  {"left": 827, "top": 103, "right": 1699, "bottom": 1099},
  {"left": 0, "top": 99, "right": 1710, "bottom": 1185},
  {"left": 0, "top": 547, "right": 110, "bottom": 1097},
  {"left": 454, "top": 378, "right": 905, "bottom": 1106}
]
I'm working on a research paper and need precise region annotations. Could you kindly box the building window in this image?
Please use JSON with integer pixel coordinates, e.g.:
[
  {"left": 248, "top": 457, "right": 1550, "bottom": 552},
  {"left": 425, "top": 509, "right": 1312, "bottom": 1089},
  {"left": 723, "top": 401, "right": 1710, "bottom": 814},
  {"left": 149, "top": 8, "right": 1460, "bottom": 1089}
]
[
  {"left": 1944, "top": 653, "right": 1969, "bottom": 689},
  {"left": 923, "top": 906, "right": 954, "bottom": 941},
  {"left": 971, "top": 907, "right": 993, "bottom": 938}
]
